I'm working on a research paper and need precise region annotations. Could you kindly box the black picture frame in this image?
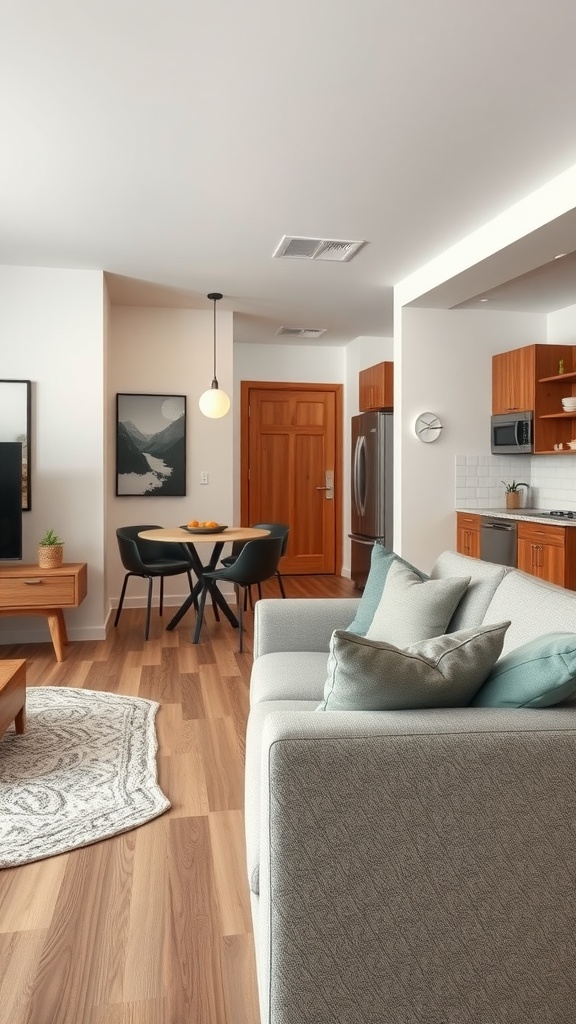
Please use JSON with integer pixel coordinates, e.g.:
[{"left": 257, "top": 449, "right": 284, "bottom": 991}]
[
  {"left": 116, "top": 393, "right": 187, "bottom": 497},
  {"left": 0, "top": 379, "right": 32, "bottom": 511}
]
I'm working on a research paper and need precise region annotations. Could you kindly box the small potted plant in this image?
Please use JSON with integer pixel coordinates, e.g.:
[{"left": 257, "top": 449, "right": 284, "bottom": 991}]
[
  {"left": 502, "top": 480, "right": 529, "bottom": 510},
  {"left": 38, "top": 528, "right": 64, "bottom": 569}
]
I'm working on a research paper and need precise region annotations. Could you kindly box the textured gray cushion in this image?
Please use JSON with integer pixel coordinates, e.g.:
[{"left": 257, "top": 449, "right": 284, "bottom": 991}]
[
  {"left": 365, "top": 559, "right": 471, "bottom": 648},
  {"left": 250, "top": 651, "right": 329, "bottom": 706},
  {"left": 430, "top": 550, "right": 510, "bottom": 631},
  {"left": 346, "top": 544, "right": 428, "bottom": 636},
  {"left": 482, "top": 570, "right": 576, "bottom": 655},
  {"left": 317, "top": 621, "right": 510, "bottom": 712}
]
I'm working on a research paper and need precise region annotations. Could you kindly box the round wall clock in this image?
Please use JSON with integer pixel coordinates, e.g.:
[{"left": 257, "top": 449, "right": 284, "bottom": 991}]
[{"left": 414, "top": 412, "right": 443, "bottom": 443}]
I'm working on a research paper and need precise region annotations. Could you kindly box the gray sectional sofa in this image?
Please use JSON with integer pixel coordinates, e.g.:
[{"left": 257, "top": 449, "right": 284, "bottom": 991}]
[{"left": 245, "top": 551, "right": 576, "bottom": 1024}]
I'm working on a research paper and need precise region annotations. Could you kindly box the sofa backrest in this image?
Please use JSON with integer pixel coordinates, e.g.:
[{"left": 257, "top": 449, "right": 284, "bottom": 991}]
[
  {"left": 482, "top": 568, "right": 576, "bottom": 655},
  {"left": 430, "top": 550, "right": 511, "bottom": 631}
]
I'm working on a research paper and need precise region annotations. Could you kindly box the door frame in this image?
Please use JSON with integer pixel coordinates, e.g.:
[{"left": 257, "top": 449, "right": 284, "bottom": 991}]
[{"left": 240, "top": 380, "right": 344, "bottom": 575}]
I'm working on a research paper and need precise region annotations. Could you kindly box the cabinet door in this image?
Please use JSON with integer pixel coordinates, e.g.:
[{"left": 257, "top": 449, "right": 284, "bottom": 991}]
[
  {"left": 359, "top": 362, "right": 393, "bottom": 411},
  {"left": 456, "top": 513, "right": 480, "bottom": 558},
  {"left": 492, "top": 347, "right": 535, "bottom": 414},
  {"left": 538, "top": 544, "right": 566, "bottom": 587},
  {"left": 517, "top": 522, "right": 566, "bottom": 586}
]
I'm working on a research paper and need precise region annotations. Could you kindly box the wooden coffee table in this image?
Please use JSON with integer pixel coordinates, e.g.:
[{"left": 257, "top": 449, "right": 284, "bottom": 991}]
[{"left": 0, "top": 660, "right": 26, "bottom": 739}]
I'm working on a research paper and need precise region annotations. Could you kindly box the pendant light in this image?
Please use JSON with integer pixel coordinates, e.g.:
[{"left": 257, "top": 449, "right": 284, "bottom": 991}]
[{"left": 199, "top": 291, "right": 231, "bottom": 418}]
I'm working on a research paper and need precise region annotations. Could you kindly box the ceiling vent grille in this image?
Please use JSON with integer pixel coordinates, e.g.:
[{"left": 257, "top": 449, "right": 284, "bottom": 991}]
[
  {"left": 273, "top": 235, "right": 366, "bottom": 262},
  {"left": 276, "top": 326, "right": 327, "bottom": 338}
]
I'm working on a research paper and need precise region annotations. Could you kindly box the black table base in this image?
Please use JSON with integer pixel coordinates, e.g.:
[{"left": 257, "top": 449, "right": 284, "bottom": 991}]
[{"left": 165, "top": 541, "right": 239, "bottom": 640}]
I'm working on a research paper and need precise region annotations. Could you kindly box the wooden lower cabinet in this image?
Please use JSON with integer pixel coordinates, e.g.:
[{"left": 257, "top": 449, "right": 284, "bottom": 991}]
[
  {"left": 456, "top": 513, "right": 480, "bottom": 559},
  {"left": 517, "top": 522, "right": 576, "bottom": 589}
]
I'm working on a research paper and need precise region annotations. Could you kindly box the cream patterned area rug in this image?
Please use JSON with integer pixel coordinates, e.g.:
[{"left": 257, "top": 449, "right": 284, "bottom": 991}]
[{"left": 0, "top": 687, "right": 170, "bottom": 868}]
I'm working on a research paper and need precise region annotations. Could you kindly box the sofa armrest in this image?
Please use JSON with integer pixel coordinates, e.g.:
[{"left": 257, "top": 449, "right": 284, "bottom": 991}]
[
  {"left": 253, "top": 597, "right": 360, "bottom": 658},
  {"left": 255, "top": 706, "right": 576, "bottom": 1024}
]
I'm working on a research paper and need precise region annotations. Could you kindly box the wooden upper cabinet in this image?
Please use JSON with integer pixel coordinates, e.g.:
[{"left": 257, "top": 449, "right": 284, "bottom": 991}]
[
  {"left": 492, "top": 346, "right": 536, "bottom": 414},
  {"left": 492, "top": 343, "right": 576, "bottom": 453},
  {"left": 359, "top": 361, "right": 393, "bottom": 411}
]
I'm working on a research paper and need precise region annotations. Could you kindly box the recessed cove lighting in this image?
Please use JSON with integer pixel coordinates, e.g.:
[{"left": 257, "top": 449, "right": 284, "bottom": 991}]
[{"left": 554, "top": 252, "right": 567, "bottom": 259}]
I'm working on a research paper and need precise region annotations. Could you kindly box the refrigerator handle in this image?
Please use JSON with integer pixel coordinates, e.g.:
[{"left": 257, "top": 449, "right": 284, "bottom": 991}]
[{"left": 353, "top": 434, "right": 366, "bottom": 516}]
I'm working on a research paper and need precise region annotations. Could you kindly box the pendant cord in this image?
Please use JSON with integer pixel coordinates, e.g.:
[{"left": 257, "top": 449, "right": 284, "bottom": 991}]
[
  {"left": 212, "top": 295, "right": 217, "bottom": 382},
  {"left": 207, "top": 291, "right": 223, "bottom": 386}
]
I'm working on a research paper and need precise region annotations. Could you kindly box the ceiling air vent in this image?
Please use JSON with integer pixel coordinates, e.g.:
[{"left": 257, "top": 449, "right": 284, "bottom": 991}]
[
  {"left": 276, "top": 326, "right": 327, "bottom": 339},
  {"left": 273, "top": 235, "right": 366, "bottom": 262}
]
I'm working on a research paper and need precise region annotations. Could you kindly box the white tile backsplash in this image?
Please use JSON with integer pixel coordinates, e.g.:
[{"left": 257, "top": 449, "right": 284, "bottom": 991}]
[{"left": 454, "top": 453, "right": 576, "bottom": 509}]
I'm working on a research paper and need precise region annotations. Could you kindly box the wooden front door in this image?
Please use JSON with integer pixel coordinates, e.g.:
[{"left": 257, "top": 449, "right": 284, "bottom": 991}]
[{"left": 240, "top": 382, "right": 342, "bottom": 574}]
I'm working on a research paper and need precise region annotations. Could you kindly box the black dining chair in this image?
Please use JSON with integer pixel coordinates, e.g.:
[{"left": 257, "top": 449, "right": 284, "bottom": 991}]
[
  {"left": 114, "top": 525, "right": 196, "bottom": 640},
  {"left": 195, "top": 535, "right": 284, "bottom": 651},
  {"left": 221, "top": 522, "right": 289, "bottom": 603}
]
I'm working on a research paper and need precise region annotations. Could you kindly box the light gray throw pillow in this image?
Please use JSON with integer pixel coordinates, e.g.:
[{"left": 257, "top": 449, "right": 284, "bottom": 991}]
[
  {"left": 365, "top": 559, "right": 471, "bottom": 648},
  {"left": 346, "top": 544, "right": 428, "bottom": 636},
  {"left": 317, "top": 621, "right": 511, "bottom": 712}
]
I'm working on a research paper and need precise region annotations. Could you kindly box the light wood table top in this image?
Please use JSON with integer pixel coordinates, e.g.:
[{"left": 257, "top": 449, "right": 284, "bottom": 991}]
[{"left": 139, "top": 526, "right": 269, "bottom": 544}]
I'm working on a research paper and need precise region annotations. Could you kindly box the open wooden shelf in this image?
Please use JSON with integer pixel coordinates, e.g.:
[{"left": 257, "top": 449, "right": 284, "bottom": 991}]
[
  {"left": 539, "top": 412, "right": 576, "bottom": 419},
  {"left": 538, "top": 370, "right": 576, "bottom": 383}
]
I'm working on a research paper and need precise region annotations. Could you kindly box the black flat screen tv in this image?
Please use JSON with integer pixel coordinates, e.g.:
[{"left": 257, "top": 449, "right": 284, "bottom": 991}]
[{"left": 0, "top": 441, "right": 23, "bottom": 559}]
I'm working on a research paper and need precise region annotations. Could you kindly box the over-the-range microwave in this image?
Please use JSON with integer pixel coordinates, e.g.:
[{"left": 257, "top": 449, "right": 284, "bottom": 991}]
[{"left": 491, "top": 411, "right": 533, "bottom": 454}]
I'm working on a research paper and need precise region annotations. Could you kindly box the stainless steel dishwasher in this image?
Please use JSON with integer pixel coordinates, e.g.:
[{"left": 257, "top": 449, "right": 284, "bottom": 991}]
[{"left": 480, "top": 517, "right": 517, "bottom": 567}]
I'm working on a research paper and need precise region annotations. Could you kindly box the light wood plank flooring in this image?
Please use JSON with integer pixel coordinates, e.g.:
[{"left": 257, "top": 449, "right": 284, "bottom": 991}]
[{"left": 0, "top": 574, "right": 357, "bottom": 1024}]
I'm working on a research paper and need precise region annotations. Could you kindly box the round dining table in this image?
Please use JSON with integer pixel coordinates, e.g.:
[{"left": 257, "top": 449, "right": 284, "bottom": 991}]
[{"left": 138, "top": 526, "right": 269, "bottom": 641}]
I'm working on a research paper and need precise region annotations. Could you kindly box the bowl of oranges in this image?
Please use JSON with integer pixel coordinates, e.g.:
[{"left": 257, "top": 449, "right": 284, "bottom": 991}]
[{"left": 180, "top": 520, "right": 227, "bottom": 534}]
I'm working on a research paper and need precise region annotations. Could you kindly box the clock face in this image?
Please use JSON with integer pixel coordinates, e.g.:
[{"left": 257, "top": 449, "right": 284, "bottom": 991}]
[{"left": 415, "top": 412, "right": 442, "bottom": 443}]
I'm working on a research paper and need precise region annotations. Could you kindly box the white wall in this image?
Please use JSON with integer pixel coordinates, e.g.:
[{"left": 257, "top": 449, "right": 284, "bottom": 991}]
[
  {"left": 0, "top": 266, "right": 106, "bottom": 645},
  {"left": 107, "top": 306, "right": 234, "bottom": 610},
  {"left": 547, "top": 302, "right": 576, "bottom": 344},
  {"left": 395, "top": 307, "right": 547, "bottom": 572}
]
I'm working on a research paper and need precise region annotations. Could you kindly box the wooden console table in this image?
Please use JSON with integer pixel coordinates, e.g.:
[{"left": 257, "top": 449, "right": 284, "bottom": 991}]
[{"left": 0, "top": 563, "right": 87, "bottom": 662}]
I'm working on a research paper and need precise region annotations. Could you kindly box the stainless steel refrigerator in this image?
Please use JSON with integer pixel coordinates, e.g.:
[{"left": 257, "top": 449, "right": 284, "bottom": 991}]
[{"left": 350, "top": 410, "right": 393, "bottom": 588}]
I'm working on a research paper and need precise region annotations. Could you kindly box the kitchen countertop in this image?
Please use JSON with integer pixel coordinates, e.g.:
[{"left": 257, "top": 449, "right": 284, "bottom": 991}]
[{"left": 455, "top": 507, "right": 576, "bottom": 527}]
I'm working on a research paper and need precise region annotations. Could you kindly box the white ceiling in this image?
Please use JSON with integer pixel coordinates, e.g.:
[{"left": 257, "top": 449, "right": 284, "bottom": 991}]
[{"left": 2, "top": 0, "right": 576, "bottom": 345}]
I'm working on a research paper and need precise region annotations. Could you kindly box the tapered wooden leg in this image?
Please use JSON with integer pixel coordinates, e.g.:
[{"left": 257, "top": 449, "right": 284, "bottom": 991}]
[{"left": 46, "top": 611, "right": 65, "bottom": 662}]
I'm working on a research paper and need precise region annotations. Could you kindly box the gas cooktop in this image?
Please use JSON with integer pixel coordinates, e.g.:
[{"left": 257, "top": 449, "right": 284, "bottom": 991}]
[{"left": 521, "top": 509, "right": 576, "bottom": 519}]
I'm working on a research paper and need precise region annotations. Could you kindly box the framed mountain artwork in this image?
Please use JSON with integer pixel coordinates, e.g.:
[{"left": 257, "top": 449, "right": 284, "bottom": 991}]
[{"left": 115, "top": 393, "right": 186, "bottom": 497}]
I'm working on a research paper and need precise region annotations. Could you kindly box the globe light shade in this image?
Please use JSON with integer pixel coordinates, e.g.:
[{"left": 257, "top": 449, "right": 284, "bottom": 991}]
[{"left": 199, "top": 385, "right": 230, "bottom": 418}]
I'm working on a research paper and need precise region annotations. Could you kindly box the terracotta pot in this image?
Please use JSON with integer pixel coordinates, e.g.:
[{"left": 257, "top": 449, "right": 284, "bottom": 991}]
[
  {"left": 505, "top": 492, "right": 521, "bottom": 509},
  {"left": 38, "top": 544, "right": 64, "bottom": 569}
]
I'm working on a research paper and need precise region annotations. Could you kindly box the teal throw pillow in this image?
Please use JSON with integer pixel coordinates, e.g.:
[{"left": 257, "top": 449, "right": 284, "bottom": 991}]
[
  {"left": 317, "top": 620, "right": 510, "bottom": 712},
  {"left": 471, "top": 632, "right": 576, "bottom": 708},
  {"left": 347, "top": 544, "right": 428, "bottom": 636},
  {"left": 365, "top": 559, "right": 471, "bottom": 649}
]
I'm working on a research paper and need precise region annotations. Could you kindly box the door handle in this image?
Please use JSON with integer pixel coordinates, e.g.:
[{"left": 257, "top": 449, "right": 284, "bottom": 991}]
[{"left": 317, "top": 470, "right": 334, "bottom": 500}]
